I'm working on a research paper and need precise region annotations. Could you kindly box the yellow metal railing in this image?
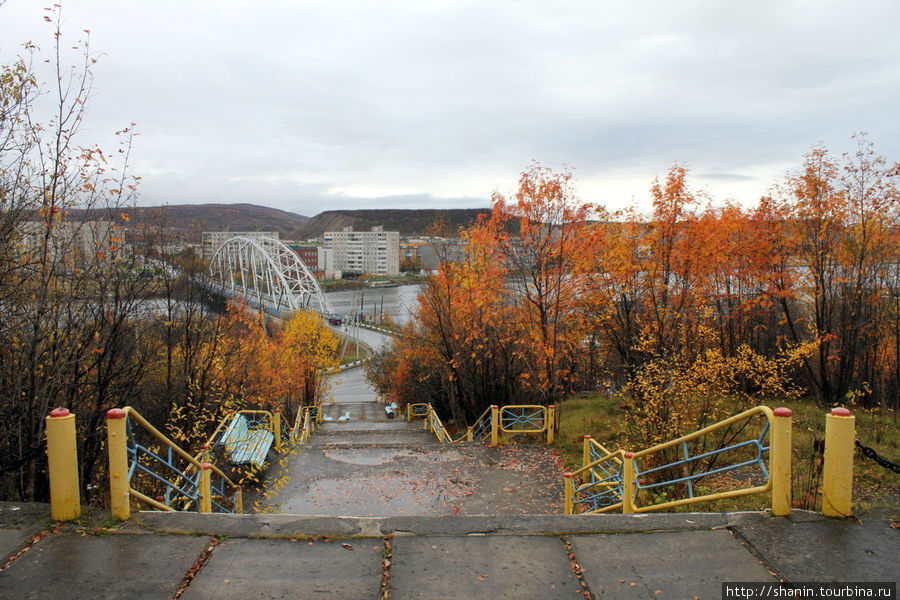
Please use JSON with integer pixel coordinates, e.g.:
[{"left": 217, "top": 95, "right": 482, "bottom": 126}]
[
  {"left": 106, "top": 407, "right": 242, "bottom": 520},
  {"left": 565, "top": 406, "right": 793, "bottom": 516},
  {"left": 290, "top": 405, "right": 321, "bottom": 445},
  {"left": 424, "top": 405, "right": 453, "bottom": 443},
  {"left": 408, "top": 403, "right": 556, "bottom": 446}
]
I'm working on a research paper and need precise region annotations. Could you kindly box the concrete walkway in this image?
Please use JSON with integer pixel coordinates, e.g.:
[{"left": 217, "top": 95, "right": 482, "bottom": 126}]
[
  {"left": 258, "top": 362, "right": 564, "bottom": 517},
  {"left": 2, "top": 360, "right": 896, "bottom": 597},
  {"left": 1, "top": 503, "right": 896, "bottom": 599}
]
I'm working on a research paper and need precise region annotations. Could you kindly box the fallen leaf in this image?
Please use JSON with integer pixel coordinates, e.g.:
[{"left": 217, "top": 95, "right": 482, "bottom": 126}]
[{"left": 341, "top": 543, "right": 353, "bottom": 550}]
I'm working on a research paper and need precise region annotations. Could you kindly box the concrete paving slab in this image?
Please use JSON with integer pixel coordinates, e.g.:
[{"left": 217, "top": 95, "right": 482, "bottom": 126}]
[
  {"left": 182, "top": 538, "right": 382, "bottom": 600},
  {"left": 0, "top": 502, "right": 51, "bottom": 564},
  {"left": 0, "top": 530, "right": 37, "bottom": 566},
  {"left": 571, "top": 530, "right": 777, "bottom": 599},
  {"left": 732, "top": 508, "right": 900, "bottom": 582},
  {"left": 263, "top": 439, "right": 564, "bottom": 517},
  {"left": 131, "top": 511, "right": 377, "bottom": 539},
  {"left": 390, "top": 535, "right": 582, "bottom": 600},
  {"left": 0, "top": 532, "right": 210, "bottom": 600}
]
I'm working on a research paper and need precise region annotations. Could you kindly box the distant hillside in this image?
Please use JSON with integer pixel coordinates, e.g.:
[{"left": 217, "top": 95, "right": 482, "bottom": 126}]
[
  {"left": 69, "top": 203, "right": 309, "bottom": 241},
  {"left": 294, "top": 209, "right": 492, "bottom": 239}
]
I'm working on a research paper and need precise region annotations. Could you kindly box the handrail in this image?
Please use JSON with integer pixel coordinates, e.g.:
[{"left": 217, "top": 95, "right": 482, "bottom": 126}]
[
  {"left": 409, "top": 403, "right": 555, "bottom": 445},
  {"left": 565, "top": 406, "right": 791, "bottom": 515},
  {"left": 291, "top": 406, "right": 319, "bottom": 445},
  {"left": 468, "top": 406, "right": 493, "bottom": 443},
  {"left": 500, "top": 405, "right": 547, "bottom": 434},
  {"left": 425, "top": 406, "right": 453, "bottom": 443},
  {"left": 107, "top": 406, "right": 242, "bottom": 517},
  {"left": 407, "top": 403, "right": 429, "bottom": 421}
]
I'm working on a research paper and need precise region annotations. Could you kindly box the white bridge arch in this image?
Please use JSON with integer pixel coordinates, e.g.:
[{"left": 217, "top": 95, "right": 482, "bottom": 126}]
[{"left": 208, "top": 236, "right": 334, "bottom": 316}]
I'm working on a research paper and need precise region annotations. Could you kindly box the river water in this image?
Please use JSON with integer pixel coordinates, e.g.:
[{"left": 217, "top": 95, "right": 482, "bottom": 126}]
[{"left": 324, "top": 284, "right": 420, "bottom": 325}]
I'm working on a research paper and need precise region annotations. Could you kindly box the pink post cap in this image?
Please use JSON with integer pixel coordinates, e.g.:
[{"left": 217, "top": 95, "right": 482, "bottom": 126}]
[
  {"left": 830, "top": 407, "right": 851, "bottom": 417},
  {"left": 584, "top": 434, "right": 592, "bottom": 440},
  {"left": 624, "top": 452, "right": 635, "bottom": 459},
  {"left": 563, "top": 471, "right": 573, "bottom": 478},
  {"left": 202, "top": 444, "right": 210, "bottom": 450},
  {"left": 201, "top": 462, "right": 212, "bottom": 470},
  {"left": 49, "top": 407, "right": 70, "bottom": 418},
  {"left": 106, "top": 408, "right": 126, "bottom": 419},
  {"left": 773, "top": 407, "right": 793, "bottom": 417}
]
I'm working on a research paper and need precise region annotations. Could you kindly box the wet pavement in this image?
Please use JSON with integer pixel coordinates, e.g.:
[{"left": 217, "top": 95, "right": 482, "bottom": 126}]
[
  {"left": 260, "top": 395, "right": 565, "bottom": 517},
  {"left": 2, "top": 505, "right": 896, "bottom": 599}
]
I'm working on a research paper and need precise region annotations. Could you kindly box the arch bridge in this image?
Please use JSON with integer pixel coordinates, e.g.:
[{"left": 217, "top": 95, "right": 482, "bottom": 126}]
[{"left": 208, "top": 236, "right": 334, "bottom": 316}]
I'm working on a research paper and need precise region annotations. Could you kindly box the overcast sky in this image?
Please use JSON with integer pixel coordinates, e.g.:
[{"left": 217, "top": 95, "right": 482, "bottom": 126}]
[{"left": 2, "top": 1, "right": 898, "bottom": 217}]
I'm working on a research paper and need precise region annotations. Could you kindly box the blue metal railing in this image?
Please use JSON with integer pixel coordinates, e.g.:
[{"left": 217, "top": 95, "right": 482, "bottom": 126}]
[
  {"left": 120, "top": 408, "right": 240, "bottom": 513},
  {"left": 568, "top": 406, "right": 776, "bottom": 514},
  {"left": 500, "top": 406, "right": 545, "bottom": 433}
]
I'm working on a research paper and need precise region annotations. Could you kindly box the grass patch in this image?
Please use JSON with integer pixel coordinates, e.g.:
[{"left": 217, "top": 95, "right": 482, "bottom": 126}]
[{"left": 554, "top": 392, "right": 899, "bottom": 513}]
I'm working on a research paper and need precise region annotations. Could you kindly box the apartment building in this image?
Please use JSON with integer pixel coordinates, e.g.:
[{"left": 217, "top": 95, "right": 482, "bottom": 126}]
[{"left": 323, "top": 226, "right": 399, "bottom": 277}]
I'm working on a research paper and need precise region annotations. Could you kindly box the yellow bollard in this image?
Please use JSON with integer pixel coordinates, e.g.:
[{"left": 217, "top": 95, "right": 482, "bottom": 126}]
[
  {"left": 272, "top": 409, "right": 282, "bottom": 452},
  {"left": 234, "top": 486, "right": 243, "bottom": 514},
  {"left": 622, "top": 452, "right": 636, "bottom": 514},
  {"left": 771, "top": 407, "right": 793, "bottom": 516},
  {"left": 582, "top": 435, "right": 592, "bottom": 469},
  {"left": 106, "top": 408, "right": 130, "bottom": 520},
  {"left": 199, "top": 463, "right": 212, "bottom": 513},
  {"left": 466, "top": 426, "right": 473, "bottom": 442},
  {"left": 546, "top": 405, "right": 556, "bottom": 444},
  {"left": 407, "top": 404, "right": 412, "bottom": 422},
  {"left": 46, "top": 408, "right": 81, "bottom": 521},
  {"left": 490, "top": 405, "right": 499, "bottom": 447},
  {"left": 822, "top": 407, "right": 855, "bottom": 517},
  {"left": 564, "top": 471, "right": 574, "bottom": 514}
]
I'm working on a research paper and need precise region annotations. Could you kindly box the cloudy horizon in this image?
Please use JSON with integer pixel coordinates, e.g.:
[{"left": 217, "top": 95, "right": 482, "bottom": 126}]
[{"left": 2, "top": 0, "right": 898, "bottom": 218}]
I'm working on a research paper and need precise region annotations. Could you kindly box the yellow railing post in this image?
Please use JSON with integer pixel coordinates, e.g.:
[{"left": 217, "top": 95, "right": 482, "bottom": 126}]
[
  {"left": 622, "top": 452, "right": 636, "bottom": 514},
  {"left": 46, "top": 408, "right": 81, "bottom": 522},
  {"left": 466, "top": 426, "right": 473, "bottom": 442},
  {"left": 546, "top": 405, "right": 555, "bottom": 444},
  {"left": 273, "top": 408, "right": 282, "bottom": 452},
  {"left": 564, "top": 471, "right": 574, "bottom": 514},
  {"left": 199, "top": 463, "right": 212, "bottom": 513},
  {"left": 582, "top": 435, "right": 592, "bottom": 469},
  {"left": 490, "top": 405, "right": 499, "bottom": 447},
  {"left": 770, "top": 407, "right": 792, "bottom": 516},
  {"left": 106, "top": 408, "right": 130, "bottom": 521},
  {"left": 823, "top": 407, "right": 855, "bottom": 517},
  {"left": 407, "top": 404, "right": 412, "bottom": 421},
  {"left": 234, "top": 486, "right": 243, "bottom": 514}
]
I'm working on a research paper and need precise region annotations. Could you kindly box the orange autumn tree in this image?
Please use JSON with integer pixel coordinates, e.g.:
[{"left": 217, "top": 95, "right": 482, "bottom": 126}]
[
  {"left": 273, "top": 310, "right": 339, "bottom": 423},
  {"left": 773, "top": 138, "right": 900, "bottom": 406},
  {"left": 486, "top": 163, "right": 595, "bottom": 406}
]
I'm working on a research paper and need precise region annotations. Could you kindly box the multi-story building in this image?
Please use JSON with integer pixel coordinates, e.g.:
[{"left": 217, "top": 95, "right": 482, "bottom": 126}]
[
  {"left": 201, "top": 231, "right": 278, "bottom": 261},
  {"left": 323, "top": 226, "right": 399, "bottom": 277},
  {"left": 287, "top": 243, "right": 327, "bottom": 280}
]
